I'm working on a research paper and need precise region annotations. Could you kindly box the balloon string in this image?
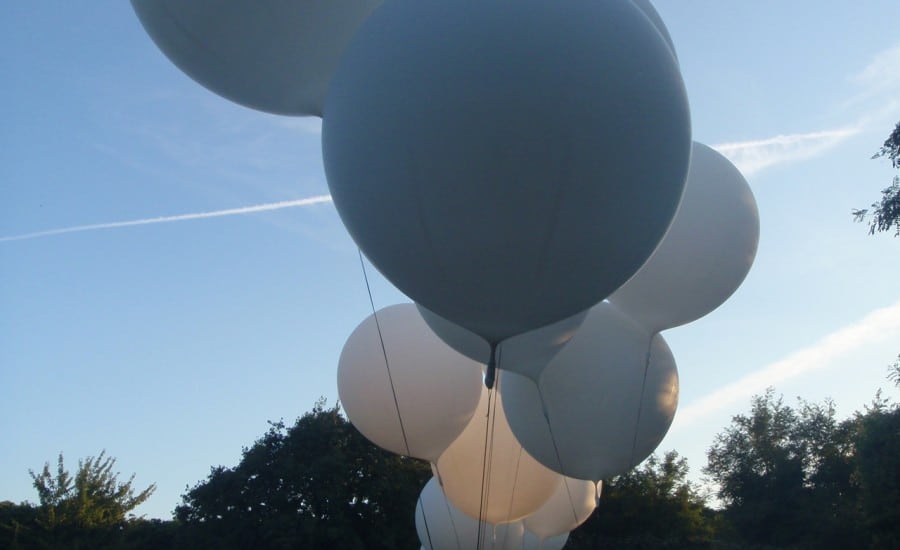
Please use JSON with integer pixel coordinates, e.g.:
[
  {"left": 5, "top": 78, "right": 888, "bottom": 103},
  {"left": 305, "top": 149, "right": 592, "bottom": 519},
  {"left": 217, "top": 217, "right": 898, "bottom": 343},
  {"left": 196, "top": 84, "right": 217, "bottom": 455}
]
[
  {"left": 629, "top": 335, "right": 655, "bottom": 468},
  {"left": 433, "top": 464, "right": 463, "bottom": 550},
  {"left": 359, "top": 251, "right": 444, "bottom": 547},
  {"left": 536, "top": 383, "right": 580, "bottom": 525},
  {"left": 485, "top": 387, "right": 499, "bottom": 548},
  {"left": 499, "top": 370, "right": 523, "bottom": 527},
  {"left": 418, "top": 492, "right": 437, "bottom": 550},
  {"left": 359, "top": 250, "right": 438, "bottom": 546},
  {"left": 476, "top": 383, "right": 498, "bottom": 550},
  {"left": 357, "top": 249, "right": 413, "bottom": 457}
]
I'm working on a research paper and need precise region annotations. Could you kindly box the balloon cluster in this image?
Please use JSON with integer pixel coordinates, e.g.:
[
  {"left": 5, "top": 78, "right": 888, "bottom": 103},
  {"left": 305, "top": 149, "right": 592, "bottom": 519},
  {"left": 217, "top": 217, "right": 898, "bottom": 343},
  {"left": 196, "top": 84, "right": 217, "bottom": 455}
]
[{"left": 134, "top": 0, "right": 759, "bottom": 545}]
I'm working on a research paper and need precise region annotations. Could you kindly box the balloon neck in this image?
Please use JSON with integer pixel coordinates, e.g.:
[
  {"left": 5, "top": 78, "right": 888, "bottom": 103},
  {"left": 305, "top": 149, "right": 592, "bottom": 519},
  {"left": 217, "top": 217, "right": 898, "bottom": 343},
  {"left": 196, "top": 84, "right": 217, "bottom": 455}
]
[{"left": 485, "top": 342, "right": 499, "bottom": 389}]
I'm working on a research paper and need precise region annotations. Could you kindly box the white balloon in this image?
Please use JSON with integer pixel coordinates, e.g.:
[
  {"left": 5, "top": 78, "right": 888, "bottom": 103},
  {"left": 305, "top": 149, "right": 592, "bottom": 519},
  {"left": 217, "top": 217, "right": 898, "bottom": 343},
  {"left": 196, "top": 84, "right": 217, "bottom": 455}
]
[
  {"left": 416, "top": 477, "right": 525, "bottom": 550},
  {"left": 418, "top": 305, "right": 587, "bottom": 381},
  {"left": 523, "top": 477, "right": 597, "bottom": 540},
  {"left": 323, "top": 0, "right": 692, "bottom": 343},
  {"left": 501, "top": 302, "right": 679, "bottom": 481},
  {"left": 131, "top": 0, "right": 381, "bottom": 116},
  {"left": 632, "top": 0, "right": 678, "bottom": 60},
  {"left": 610, "top": 142, "right": 759, "bottom": 332},
  {"left": 337, "top": 304, "right": 483, "bottom": 462},
  {"left": 522, "top": 530, "right": 570, "bottom": 550},
  {"left": 436, "top": 386, "right": 562, "bottom": 524}
]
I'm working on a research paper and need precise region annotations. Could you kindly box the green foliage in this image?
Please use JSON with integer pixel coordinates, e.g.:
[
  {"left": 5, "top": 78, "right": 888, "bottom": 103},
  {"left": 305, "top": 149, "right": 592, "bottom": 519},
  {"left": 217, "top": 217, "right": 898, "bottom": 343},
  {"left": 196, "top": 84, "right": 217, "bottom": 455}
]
[
  {"left": 568, "top": 451, "right": 716, "bottom": 548},
  {"left": 854, "top": 120, "right": 900, "bottom": 236},
  {"left": 0, "top": 500, "right": 40, "bottom": 549},
  {"left": 875, "top": 121, "right": 900, "bottom": 168},
  {"left": 0, "top": 452, "right": 157, "bottom": 549},
  {"left": 888, "top": 354, "right": 900, "bottom": 387},
  {"left": 853, "top": 397, "right": 900, "bottom": 547},
  {"left": 29, "top": 450, "right": 156, "bottom": 530},
  {"left": 175, "top": 401, "right": 431, "bottom": 549},
  {"left": 705, "top": 387, "right": 899, "bottom": 548}
]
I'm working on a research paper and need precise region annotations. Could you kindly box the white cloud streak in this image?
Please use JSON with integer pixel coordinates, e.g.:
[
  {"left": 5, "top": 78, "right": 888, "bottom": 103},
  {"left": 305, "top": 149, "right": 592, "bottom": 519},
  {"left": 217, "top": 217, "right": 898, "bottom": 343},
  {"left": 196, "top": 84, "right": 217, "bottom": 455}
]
[
  {"left": 713, "top": 43, "right": 900, "bottom": 177},
  {"left": 0, "top": 194, "right": 333, "bottom": 243},
  {"left": 846, "top": 43, "right": 900, "bottom": 107},
  {"left": 674, "top": 300, "right": 900, "bottom": 429},
  {"left": 712, "top": 127, "right": 860, "bottom": 176}
]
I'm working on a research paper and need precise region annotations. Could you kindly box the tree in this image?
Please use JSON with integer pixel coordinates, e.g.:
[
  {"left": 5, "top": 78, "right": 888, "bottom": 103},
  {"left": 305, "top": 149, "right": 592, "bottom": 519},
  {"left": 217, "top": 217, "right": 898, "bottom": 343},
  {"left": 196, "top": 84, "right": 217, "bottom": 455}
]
[
  {"left": 29, "top": 450, "right": 156, "bottom": 531},
  {"left": 703, "top": 383, "right": 900, "bottom": 549},
  {"left": 704, "top": 390, "right": 866, "bottom": 548},
  {"left": 568, "top": 451, "right": 716, "bottom": 548},
  {"left": 175, "top": 400, "right": 430, "bottom": 549},
  {"left": 854, "top": 121, "right": 900, "bottom": 236},
  {"left": 852, "top": 360, "right": 900, "bottom": 547},
  {"left": 0, "top": 451, "right": 158, "bottom": 549},
  {"left": 0, "top": 500, "right": 40, "bottom": 549}
]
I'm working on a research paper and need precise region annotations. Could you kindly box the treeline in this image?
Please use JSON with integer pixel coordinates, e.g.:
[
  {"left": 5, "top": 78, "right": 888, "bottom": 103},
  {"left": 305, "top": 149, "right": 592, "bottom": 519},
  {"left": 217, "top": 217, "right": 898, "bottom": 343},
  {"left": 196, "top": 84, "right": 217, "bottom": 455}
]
[
  {"left": 3, "top": 372, "right": 898, "bottom": 549},
  {"left": 568, "top": 384, "right": 900, "bottom": 548}
]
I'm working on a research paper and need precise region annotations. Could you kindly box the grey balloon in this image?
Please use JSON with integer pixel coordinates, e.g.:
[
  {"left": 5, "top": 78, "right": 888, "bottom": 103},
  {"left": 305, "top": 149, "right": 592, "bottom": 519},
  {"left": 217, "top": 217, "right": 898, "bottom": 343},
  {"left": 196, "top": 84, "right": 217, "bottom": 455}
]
[
  {"left": 323, "top": 0, "right": 692, "bottom": 343},
  {"left": 632, "top": 0, "right": 678, "bottom": 60},
  {"left": 500, "top": 302, "right": 679, "bottom": 481},
  {"left": 610, "top": 142, "right": 760, "bottom": 333},
  {"left": 131, "top": 0, "right": 381, "bottom": 116}
]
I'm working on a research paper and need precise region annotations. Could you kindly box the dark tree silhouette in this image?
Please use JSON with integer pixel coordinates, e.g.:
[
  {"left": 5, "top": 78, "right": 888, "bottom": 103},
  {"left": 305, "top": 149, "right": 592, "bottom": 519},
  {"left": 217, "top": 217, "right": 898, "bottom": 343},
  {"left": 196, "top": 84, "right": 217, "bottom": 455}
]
[
  {"left": 175, "top": 400, "right": 430, "bottom": 549},
  {"left": 567, "top": 451, "right": 716, "bottom": 549}
]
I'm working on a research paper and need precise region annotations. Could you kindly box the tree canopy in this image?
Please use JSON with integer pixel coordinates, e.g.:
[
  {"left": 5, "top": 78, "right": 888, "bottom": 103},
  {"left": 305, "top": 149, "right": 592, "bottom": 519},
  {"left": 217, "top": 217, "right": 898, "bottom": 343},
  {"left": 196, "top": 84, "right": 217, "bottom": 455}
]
[
  {"left": 175, "top": 400, "right": 431, "bottom": 549},
  {"left": 29, "top": 451, "right": 156, "bottom": 530},
  {"left": 0, "top": 451, "right": 157, "bottom": 548},
  {"left": 704, "top": 383, "right": 899, "bottom": 548},
  {"left": 568, "top": 451, "right": 716, "bottom": 549}
]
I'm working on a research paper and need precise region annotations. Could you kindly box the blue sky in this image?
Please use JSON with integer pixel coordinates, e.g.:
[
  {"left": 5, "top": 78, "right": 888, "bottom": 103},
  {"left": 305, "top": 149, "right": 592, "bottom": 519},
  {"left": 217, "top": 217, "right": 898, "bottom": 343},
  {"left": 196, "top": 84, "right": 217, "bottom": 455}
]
[{"left": 2, "top": 2, "right": 899, "bottom": 519}]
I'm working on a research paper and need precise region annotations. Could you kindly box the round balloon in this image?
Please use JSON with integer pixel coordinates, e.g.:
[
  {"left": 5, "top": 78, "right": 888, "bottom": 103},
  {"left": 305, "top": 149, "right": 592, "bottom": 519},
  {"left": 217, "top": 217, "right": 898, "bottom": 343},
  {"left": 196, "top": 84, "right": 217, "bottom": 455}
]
[
  {"left": 131, "top": 0, "right": 381, "bottom": 116},
  {"left": 416, "top": 477, "right": 525, "bottom": 550},
  {"left": 337, "top": 304, "right": 483, "bottom": 461},
  {"left": 418, "top": 305, "right": 587, "bottom": 381},
  {"left": 323, "top": 0, "right": 692, "bottom": 343},
  {"left": 501, "top": 302, "right": 679, "bottom": 481},
  {"left": 436, "top": 386, "right": 562, "bottom": 524},
  {"left": 610, "top": 142, "right": 759, "bottom": 332},
  {"left": 632, "top": 0, "right": 678, "bottom": 60},
  {"left": 523, "top": 477, "right": 597, "bottom": 540}
]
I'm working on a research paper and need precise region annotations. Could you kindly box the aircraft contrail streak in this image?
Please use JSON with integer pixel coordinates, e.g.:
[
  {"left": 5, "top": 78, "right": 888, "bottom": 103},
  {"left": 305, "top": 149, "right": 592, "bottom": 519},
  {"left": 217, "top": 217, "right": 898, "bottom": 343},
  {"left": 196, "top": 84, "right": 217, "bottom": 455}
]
[{"left": 0, "top": 194, "right": 333, "bottom": 243}]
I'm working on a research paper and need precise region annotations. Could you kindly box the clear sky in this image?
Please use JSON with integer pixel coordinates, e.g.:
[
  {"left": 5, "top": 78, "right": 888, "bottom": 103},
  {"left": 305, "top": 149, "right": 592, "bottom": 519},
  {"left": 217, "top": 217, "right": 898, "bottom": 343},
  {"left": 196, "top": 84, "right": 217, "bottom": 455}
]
[{"left": 2, "top": 2, "right": 899, "bottom": 520}]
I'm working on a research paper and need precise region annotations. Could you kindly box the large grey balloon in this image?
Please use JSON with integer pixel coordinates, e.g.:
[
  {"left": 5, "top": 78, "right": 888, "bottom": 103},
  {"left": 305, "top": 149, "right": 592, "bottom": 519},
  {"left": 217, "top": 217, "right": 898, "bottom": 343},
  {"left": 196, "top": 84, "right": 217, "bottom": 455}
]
[
  {"left": 610, "top": 142, "right": 759, "bottom": 333},
  {"left": 323, "top": 0, "right": 692, "bottom": 343},
  {"left": 501, "top": 302, "right": 679, "bottom": 481},
  {"left": 131, "top": 0, "right": 381, "bottom": 116},
  {"left": 632, "top": 0, "right": 678, "bottom": 60}
]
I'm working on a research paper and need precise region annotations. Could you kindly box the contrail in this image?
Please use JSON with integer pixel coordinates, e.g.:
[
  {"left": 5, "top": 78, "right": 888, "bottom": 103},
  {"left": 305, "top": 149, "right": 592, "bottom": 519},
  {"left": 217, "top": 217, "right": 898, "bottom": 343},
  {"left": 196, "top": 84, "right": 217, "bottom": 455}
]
[
  {"left": 712, "top": 127, "right": 860, "bottom": 176},
  {"left": 0, "top": 194, "right": 333, "bottom": 243},
  {"left": 712, "top": 128, "right": 858, "bottom": 153},
  {"left": 672, "top": 299, "right": 900, "bottom": 430}
]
